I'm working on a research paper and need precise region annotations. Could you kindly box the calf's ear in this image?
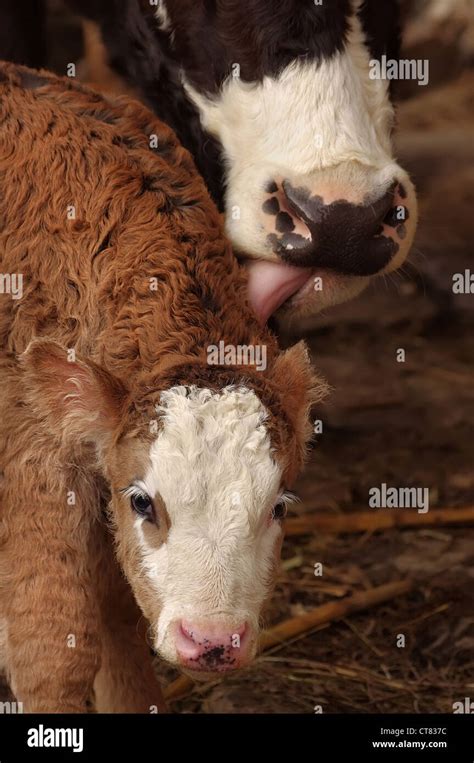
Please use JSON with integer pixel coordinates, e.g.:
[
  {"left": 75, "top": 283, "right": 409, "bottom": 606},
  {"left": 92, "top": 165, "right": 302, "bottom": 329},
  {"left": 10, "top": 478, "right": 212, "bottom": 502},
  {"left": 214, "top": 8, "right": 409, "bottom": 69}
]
[
  {"left": 270, "top": 340, "right": 329, "bottom": 417},
  {"left": 20, "top": 339, "right": 127, "bottom": 444},
  {"left": 268, "top": 341, "right": 329, "bottom": 481}
]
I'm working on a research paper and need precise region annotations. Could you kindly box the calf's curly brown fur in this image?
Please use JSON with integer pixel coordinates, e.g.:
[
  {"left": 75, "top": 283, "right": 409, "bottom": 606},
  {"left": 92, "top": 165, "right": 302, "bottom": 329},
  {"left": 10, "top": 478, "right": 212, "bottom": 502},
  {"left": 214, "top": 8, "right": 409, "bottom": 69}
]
[{"left": 0, "top": 62, "right": 326, "bottom": 712}]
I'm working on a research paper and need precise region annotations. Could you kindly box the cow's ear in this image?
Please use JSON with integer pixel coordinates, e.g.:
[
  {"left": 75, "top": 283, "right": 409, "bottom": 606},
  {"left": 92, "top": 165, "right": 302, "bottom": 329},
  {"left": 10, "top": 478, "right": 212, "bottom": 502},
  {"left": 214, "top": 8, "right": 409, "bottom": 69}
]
[{"left": 20, "top": 339, "right": 127, "bottom": 444}]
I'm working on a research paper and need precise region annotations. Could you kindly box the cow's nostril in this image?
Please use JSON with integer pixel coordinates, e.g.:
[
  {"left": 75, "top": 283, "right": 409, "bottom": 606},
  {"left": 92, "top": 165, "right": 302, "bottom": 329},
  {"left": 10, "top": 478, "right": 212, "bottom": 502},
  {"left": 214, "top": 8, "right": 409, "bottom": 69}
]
[{"left": 180, "top": 622, "right": 197, "bottom": 643}]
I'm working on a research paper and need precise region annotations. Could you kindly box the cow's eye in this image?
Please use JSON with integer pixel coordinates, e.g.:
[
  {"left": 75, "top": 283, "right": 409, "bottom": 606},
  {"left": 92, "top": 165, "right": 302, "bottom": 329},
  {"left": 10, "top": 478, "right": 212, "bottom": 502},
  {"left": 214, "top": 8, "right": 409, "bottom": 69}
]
[
  {"left": 131, "top": 492, "right": 155, "bottom": 521},
  {"left": 271, "top": 500, "right": 287, "bottom": 521}
]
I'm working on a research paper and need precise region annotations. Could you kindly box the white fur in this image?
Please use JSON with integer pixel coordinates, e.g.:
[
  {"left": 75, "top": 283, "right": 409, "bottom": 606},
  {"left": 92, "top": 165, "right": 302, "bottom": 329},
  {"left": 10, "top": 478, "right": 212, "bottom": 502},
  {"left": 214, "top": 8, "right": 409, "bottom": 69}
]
[
  {"left": 134, "top": 386, "right": 282, "bottom": 662},
  {"left": 182, "top": 6, "right": 409, "bottom": 260},
  {"left": 154, "top": 0, "right": 173, "bottom": 38}
]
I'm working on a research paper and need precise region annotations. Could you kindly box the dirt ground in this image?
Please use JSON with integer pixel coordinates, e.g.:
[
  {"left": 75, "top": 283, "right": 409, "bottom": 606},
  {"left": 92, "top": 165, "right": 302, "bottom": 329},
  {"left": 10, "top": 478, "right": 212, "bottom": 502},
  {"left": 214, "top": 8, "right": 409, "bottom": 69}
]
[{"left": 1, "top": 1, "right": 473, "bottom": 714}]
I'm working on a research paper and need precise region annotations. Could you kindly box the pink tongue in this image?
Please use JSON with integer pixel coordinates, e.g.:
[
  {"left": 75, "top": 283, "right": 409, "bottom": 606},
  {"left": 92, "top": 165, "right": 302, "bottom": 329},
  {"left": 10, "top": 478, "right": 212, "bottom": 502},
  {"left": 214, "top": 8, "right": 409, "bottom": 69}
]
[{"left": 246, "top": 260, "right": 312, "bottom": 325}]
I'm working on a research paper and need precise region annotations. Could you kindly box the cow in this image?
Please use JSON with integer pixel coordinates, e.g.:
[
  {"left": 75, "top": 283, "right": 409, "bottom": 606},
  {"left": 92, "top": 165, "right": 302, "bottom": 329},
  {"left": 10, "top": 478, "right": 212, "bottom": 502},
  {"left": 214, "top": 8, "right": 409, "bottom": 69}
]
[{"left": 63, "top": 0, "right": 419, "bottom": 326}]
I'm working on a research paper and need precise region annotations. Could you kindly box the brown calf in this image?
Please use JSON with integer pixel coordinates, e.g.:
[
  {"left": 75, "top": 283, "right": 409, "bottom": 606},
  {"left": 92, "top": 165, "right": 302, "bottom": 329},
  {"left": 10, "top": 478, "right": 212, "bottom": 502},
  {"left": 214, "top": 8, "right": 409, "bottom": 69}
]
[{"left": 0, "top": 63, "right": 326, "bottom": 712}]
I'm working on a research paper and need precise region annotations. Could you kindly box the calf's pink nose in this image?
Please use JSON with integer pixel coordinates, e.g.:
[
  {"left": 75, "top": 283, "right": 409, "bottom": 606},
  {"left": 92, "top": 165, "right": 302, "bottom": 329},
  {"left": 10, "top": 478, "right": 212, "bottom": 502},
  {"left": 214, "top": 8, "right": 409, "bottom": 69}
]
[{"left": 175, "top": 620, "right": 250, "bottom": 672}]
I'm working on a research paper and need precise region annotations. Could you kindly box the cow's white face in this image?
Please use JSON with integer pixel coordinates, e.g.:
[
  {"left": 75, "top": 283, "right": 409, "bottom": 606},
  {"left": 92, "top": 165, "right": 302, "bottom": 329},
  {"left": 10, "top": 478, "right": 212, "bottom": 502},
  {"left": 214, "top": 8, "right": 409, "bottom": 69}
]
[
  {"left": 156, "top": 0, "right": 418, "bottom": 325},
  {"left": 122, "top": 386, "right": 286, "bottom": 676}
]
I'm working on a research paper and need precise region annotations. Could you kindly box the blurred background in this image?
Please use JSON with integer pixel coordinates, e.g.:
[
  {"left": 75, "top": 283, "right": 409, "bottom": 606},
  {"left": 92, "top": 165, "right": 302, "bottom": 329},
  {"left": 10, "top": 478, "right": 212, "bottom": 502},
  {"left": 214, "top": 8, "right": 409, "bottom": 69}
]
[{"left": 0, "top": 0, "right": 473, "bottom": 713}]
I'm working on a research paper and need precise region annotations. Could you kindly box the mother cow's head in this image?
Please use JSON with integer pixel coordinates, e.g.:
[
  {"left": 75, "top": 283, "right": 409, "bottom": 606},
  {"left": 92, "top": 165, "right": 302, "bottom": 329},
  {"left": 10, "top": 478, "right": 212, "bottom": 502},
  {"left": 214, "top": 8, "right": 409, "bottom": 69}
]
[{"left": 84, "top": 0, "right": 418, "bottom": 325}]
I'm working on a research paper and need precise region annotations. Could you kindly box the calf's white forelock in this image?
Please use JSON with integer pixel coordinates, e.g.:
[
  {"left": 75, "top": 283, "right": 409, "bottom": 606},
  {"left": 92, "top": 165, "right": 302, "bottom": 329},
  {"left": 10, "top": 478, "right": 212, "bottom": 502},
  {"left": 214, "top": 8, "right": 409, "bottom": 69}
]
[{"left": 133, "top": 386, "right": 283, "bottom": 657}]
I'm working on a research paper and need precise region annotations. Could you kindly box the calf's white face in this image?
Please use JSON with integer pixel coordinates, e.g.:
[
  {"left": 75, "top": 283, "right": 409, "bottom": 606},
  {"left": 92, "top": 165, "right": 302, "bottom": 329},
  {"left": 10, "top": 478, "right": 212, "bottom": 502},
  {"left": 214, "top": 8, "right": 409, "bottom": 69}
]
[
  {"left": 120, "top": 386, "right": 286, "bottom": 675},
  {"left": 23, "top": 330, "right": 317, "bottom": 678}
]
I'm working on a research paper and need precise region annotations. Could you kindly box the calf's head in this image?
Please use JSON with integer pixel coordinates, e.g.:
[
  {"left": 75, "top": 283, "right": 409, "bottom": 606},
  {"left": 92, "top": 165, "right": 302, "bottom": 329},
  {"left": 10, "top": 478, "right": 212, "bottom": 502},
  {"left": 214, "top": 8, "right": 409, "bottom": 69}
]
[
  {"left": 23, "top": 340, "right": 323, "bottom": 676},
  {"left": 152, "top": 0, "right": 418, "bottom": 323}
]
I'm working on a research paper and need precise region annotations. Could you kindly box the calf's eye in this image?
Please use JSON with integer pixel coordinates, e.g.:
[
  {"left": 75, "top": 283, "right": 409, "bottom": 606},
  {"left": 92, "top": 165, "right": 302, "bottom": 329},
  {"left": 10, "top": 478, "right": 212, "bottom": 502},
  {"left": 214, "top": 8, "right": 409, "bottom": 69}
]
[
  {"left": 131, "top": 492, "right": 155, "bottom": 522},
  {"left": 271, "top": 501, "right": 287, "bottom": 521}
]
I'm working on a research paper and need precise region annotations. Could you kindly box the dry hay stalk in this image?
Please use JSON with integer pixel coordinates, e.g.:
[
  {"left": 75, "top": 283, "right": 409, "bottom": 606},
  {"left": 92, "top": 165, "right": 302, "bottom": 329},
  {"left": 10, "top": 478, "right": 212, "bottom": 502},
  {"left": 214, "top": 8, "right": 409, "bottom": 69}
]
[{"left": 284, "top": 506, "right": 474, "bottom": 536}]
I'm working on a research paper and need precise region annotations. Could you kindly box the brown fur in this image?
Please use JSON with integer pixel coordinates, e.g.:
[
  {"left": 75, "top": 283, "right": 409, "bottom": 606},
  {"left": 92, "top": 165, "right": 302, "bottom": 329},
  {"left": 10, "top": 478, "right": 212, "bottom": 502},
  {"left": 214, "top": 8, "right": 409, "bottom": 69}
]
[{"left": 0, "top": 62, "right": 326, "bottom": 712}]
